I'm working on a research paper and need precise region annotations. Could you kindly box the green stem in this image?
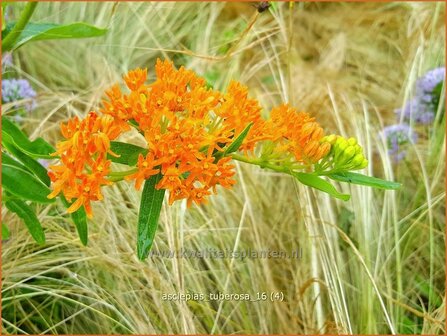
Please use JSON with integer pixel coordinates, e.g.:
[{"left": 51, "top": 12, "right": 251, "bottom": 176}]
[
  {"left": 107, "top": 168, "right": 138, "bottom": 182},
  {"left": 230, "top": 153, "right": 306, "bottom": 175},
  {"left": 2, "top": 2, "right": 38, "bottom": 51}
]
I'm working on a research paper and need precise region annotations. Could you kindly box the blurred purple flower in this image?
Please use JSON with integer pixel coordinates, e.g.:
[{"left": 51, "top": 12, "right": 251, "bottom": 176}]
[
  {"left": 380, "top": 123, "right": 417, "bottom": 162},
  {"left": 395, "top": 98, "right": 435, "bottom": 124},
  {"left": 2, "top": 53, "right": 13, "bottom": 71},
  {"left": 396, "top": 67, "right": 445, "bottom": 124},
  {"left": 37, "top": 159, "right": 50, "bottom": 169},
  {"left": 2, "top": 78, "right": 37, "bottom": 111},
  {"left": 416, "top": 67, "right": 445, "bottom": 95}
]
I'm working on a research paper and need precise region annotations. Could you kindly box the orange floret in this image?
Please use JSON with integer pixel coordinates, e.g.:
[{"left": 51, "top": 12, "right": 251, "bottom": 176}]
[
  {"left": 123, "top": 67, "right": 147, "bottom": 91},
  {"left": 125, "top": 153, "right": 162, "bottom": 190}
]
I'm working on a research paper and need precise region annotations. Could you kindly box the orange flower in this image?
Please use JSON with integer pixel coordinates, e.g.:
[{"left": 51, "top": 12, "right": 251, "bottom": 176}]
[
  {"left": 64, "top": 173, "right": 112, "bottom": 216},
  {"left": 123, "top": 68, "right": 147, "bottom": 91},
  {"left": 266, "top": 104, "right": 331, "bottom": 163},
  {"left": 156, "top": 166, "right": 185, "bottom": 205},
  {"left": 186, "top": 187, "right": 212, "bottom": 207},
  {"left": 125, "top": 153, "right": 161, "bottom": 190},
  {"left": 208, "top": 157, "right": 236, "bottom": 191},
  {"left": 183, "top": 155, "right": 218, "bottom": 185},
  {"left": 48, "top": 112, "right": 123, "bottom": 217},
  {"left": 215, "top": 81, "right": 268, "bottom": 151}
]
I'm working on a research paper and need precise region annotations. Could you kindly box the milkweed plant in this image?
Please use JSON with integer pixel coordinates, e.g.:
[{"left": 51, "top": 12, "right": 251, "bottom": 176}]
[{"left": 3, "top": 59, "right": 402, "bottom": 260}]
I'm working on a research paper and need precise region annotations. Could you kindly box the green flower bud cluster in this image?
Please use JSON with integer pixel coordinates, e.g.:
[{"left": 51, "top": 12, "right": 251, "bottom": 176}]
[{"left": 320, "top": 135, "right": 368, "bottom": 171}]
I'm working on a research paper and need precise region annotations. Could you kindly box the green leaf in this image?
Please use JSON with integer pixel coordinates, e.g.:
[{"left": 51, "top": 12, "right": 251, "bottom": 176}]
[
  {"left": 2, "top": 223, "right": 10, "bottom": 240},
  {"left": 2, "top": 21, "right": 107, "bottom": 50},
  {"left": 224, "top": 123, "right": 253, "bottom": 155},
  {"left": 2, "top": 151, "right": 27, "bottom": 171},
  {"left": 3, "top": 135, "right": 50, "bottom": 186},
  {"left": 71, "top": 207, "right": 88, "bottom": 245},
  {"left": 293, "top": 172, "right": 351, "bottom": 201},
  {"left": 5, "top": 199, "right": 45, "bottom": 245},
  {"left": 2, "top": 163, "right": 54, "bottom": 204},
  {"left": 214, "top": 122, "right": 253, "bottom": 160},
  {"left": 327, "top": 172, "right": 401, "bottom": 190},
  {"left": 2, "top": 116, "right": 55, "bottom": 158},
  {"left": 137, "top": 173, "right": 165, "bottom": 260},
  {"left": 61, "top": 196, "right": 88, "bottom": 246},
  {"left": 109, "top": 141, "right": 148, "bottom": 166}
]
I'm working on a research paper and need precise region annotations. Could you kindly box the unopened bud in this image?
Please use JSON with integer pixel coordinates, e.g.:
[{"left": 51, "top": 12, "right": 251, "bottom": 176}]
[
  {"left": 347, "top": 137, "right": 357, "bottom": 146},
  {"left": 359, "top": 158, "right": 368, "bottom": 169},
  {"left": 341, "top": 146, "right": 356, "bottom": 163},
  {"left": 351, "top": 153, "right": 365, "bottom": 167},
  {"left": 318, "top": 142, "right": 331, "bottom": 158},
  {"left": 323, "top": 134, "right": 337, "bottom": 145},
  {"left": 354, "top": 144, "right": 363, "bottom": 155},
  {"left": 335, "top": 138, "right": 348, "bottom": 153}
]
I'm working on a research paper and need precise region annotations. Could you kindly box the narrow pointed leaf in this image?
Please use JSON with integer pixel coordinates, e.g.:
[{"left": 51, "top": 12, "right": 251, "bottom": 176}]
[
  {"left": 2, "top": 117, "right": 55, "bottom": 158},
  {"left": 2, "top": 164, "right": 54, "bottom": 203},
  {"left": 137, "top": 173, "right": 165, "bottom": 260},
  {"left": 5, "top": 199, "right": 45, "bottom": 245},
  {"left": 327, "top": 172, "right": 401, "bottom": 190},
  {"left": 61, "top": 196, "right": 88, "bottom": 246},
  {"left": 109, "top": 141, "right": 148, "bottom": 166},
  {"left": 214, "top": 122, "right": 253, "bottom": 160},
  {"left": 2, "top": 22, "right": 107, "bottom": 50},
  {"left": 293, "top": 172, "right": 350, "bottom": 201},
  {"left": 224, "top": 122, "right": 253, "bottom": 155},
  {"left": 71, "top": 208, "right": 88, "bottom": 245}
]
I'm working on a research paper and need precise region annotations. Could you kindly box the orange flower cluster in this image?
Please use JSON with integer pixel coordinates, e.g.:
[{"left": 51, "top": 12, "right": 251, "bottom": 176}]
[
  {"left": 47, "top": 112, "right": 125, "bottom": 217},
  {"left": 48, "top": 59, "right": 332, "bottom": 217},
  {"left": 266, "top": 104, "right": 331, "bottom": 163},
  {"left": 101, "top": 59, "right": 238, "bottom": 206}
]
